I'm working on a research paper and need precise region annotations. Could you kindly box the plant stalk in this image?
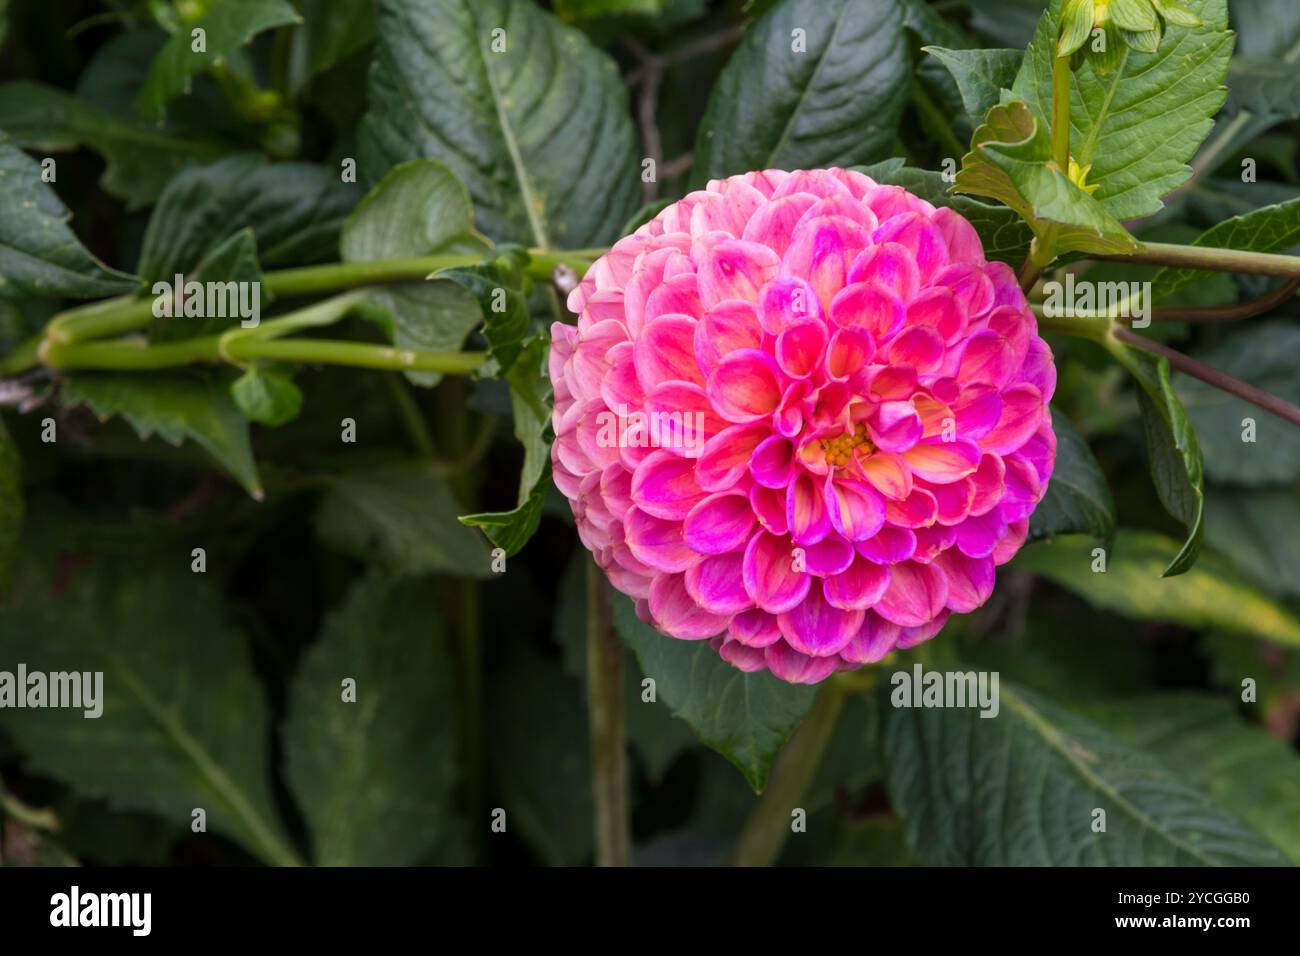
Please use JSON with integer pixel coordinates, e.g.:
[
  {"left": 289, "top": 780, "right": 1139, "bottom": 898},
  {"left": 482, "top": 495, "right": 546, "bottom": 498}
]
[
  {"left": 586, "top": 559, "right": 629, "bottom": 867},
  {"left": 730, "top": 678, "right": 849, "bottom": 867}
]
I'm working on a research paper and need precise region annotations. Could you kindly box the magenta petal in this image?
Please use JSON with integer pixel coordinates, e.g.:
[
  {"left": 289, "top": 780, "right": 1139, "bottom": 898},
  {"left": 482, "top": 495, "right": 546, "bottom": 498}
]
[
  {"left": 858, "top": 451, "right": 913, "bottom": 500},
  {"left": 872, "top": 212, "right": 949, "bottom": 282},
  {"left": 969, "top": 452, "right": 1006, "bottom": 516},
  {"left": 758, "top": 276, "right": 822, "bottom": 334},
  {"left": 685, "top": 551, "right": 753, "bottom": 615},
  {"left": 825, "top": 327, "right": 874, "bottom": 380},
  {"left": 856, "top": 525, "right": 917, "bottom": 564},
  {"left": 742, "top": 193, "right": 819, "bottom": 257},
  {"left": 902, "top": 438, "right": 981, "bottom": 484},
  {"left": 783, "top": 215, "right": 873, "bottom": 310},
  {"left": 648, "top": 573, "right": 728, "bottom": 639},
  {"left": 869, "top": 400, "right": 923, "bottom": 453},
  {"left": 631, "top": 450, "right": 706, "bottom": 520},
  {"left": 933, "top": 548, "right": 994, "bottom": 612},
  {"left": 644, "top": 380, "right": 723, "bottom": 455},
  {"left": 786, "top": 471, "right": 832, "bottom": 546},
  {"left": 840, "top": 612, "right": 903, "bottom": 664},
  {"left": 776, "top": 320, "right": 829, "bottom": 379},
  {"left": 694, "top": 299, "right": 763, "bottom": 372},
  {"left": 751, "top": 434, "right": 796, "bottom": 488},
  {"left": 908, "top": 287, "right": 967, "bottom": 343},
  {"left": 954, "top": 508, "right": 1007, "bottom": 559},
  {"left": 718, "top": 638, "right": 768, "bottom": 672},
  {"left": 695, "top": 236, "right": 780, "bottom": 307},
  {"left": 957, "top": 330, "right": 1016, "bottom": 389},
  {"left": 1019, "top": 336, "right": 1057, "bottom": 403},
  {"left": 728, "top": 607, "right": 783, "bottom": 647},
  {"left": 823, "top": 554, "right": 890, "bottom": 610},
  {"left": 911, "top": 522, "right": 957, "bottom": 563},
  {"left": 743, "top": 531, "right": 811, "bottom": 614},
  {"left": 826, "top": 475, "right": 886, "bottom": 541},
  {"left": 696, "top": 423, "right": 768, "bottom": 491},
  {"left": 933, "top": 207, "right": 984, "bottom": 263},
  {"left": 885, "top": 486, "right": 938, "bottom": 529},
  {"left": 1000, "top": 455, "right": 1043, "bottom": 522},
  {"left": 875, "top": 560, "right": 949, "bottom": 628},
  {"left": 634, "top": 314, "right": 703, "bottom": 389},
  {"left": 897, "top": 609, "right": 950, "bottom": 649},
  {"left": 778, "top": 586, "right": 863, "bottom": 657},
  {"left": 684, "top": 492, "right": 756, "bottom": 554},
  {"left": 803, "top": 534, "right": 856, "bottom": 576},
  {"left": 886, "top": 325, "right": 945, "bottom": 373},
  {"left": 749, "top": 484, "right": 789, "bottom": 535},
  {"left": 982, "top": 383, "right": 1044, "bottom": 455},
  {"left": 994, "top": 519, "right": 1029, "bottom": 565},
  {"left": 764, "top": 641, "right": 840, "bottom": 684},
  {"left": 847, "top": 241, "right": 920, "bottom": 300},
  {"left": 951, "top": 384, "right": 1003, "bottom": 440},
  {"left": 707, "top": 348, "right": 783, "bottom": 422},
  {"left": 828, "top": 281, "right": 905, "bottom": 337},
  {"left": 624, "top": 507, "right": 701, "bottom": 573}
]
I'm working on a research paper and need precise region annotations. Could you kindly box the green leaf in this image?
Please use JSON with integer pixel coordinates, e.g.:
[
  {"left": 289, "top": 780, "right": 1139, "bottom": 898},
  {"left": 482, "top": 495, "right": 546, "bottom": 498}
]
[
  {"left": 613, "top": 593, "right": 816, "bottom": 792},
  {"left": 1175, "top": 321, "right": 1300, "bottom": 486},
  {"left": 1029, "top": 412, "right": 1116, "bottom": 543},
  {"left": 136, "top": 0, "right": 302, "bottom": 121},
  {"left": 0, "top": 559, "right": 300, "bottom": 866},
  {"left": 1085, "top": 693, "right": 1300, "bottom": 863},
  {"left": 1015, "top": 531, "right": 1300, "bottom": 649},
  {"left": 954, "top": 100, "right": 1139, "bottom": 257},
  {"left": 316, "top": 463, "right": 492, "bottom": 577},
  {"left": 359, "top": 0, "right": 639, "bottom": 248},
  {"left": 1205, "top": 484, "right": 1300, "bottom": 600},
  {"left": 0, "top": 414, "right": 20, "bottom": 594},
  {"left": 857, "top": 160, "right": 1033, "bottom": 264},
  {"left": 1108, "top": 344, "right": 1204, "bottom": 575},
  {"left": 693, "top": 0, "right": 910, "bottom": 184},
  {"left": 1151, "top": 198, "right": 1300, "bottom": 301},
  {"left": 230, "top": 365, "right": 302, "bottom": 427},
  {"left": 1012, "top": 0, "right": 1232, "bottom": 221},
  {"left": 286, "top": 0, "right": 377, "bottom": 94},
  {"left": 436, "top": 248, "right": 530, "bottom": 374},
  {"left": 1226, "top": 58, "right": 1300, "bottom": 120},
  {"left": 138, "top": 155, "right": 355, "bottom": 280},
  {"left": 0, "top": 80, "right": 233, "bottom": 210},
  {"left": 62, "top": 373, "right": 262, "bottom": 499},
  {"left": 505, "top": 336, "right": 551, "bottom": 505},
  {"left": 0, "top": 135, "right": 139, "bottom": 299},
  {"left": 149, "top": 227, "right": 263, "bottom": 343},
  {"left": 924, "top": 47, "right": 1023, "bottom": 119},
  {"left": 459, "top": 461, "right": 548, "bottom": 557},
  {"left": 283, "top": 572, "right": 463, "bottom": 865},
  {"left": 340, "top": 159, "right": 485, "bottom": 387},
  {"left": 884, "top": 680, "right": 1289, "bottom": 865}
]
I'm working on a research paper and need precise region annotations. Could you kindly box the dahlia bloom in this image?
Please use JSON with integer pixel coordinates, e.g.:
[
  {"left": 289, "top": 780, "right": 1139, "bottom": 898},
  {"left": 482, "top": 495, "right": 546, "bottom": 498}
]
[{"left": 550, "top": 168, "right": 1056, "bottom": 684}]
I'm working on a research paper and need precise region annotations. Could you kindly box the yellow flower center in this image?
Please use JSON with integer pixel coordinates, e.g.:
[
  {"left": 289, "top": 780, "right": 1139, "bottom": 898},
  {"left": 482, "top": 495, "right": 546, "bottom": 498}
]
[{"left": 821, "top": 423, "right": 875, "bottom": 468}]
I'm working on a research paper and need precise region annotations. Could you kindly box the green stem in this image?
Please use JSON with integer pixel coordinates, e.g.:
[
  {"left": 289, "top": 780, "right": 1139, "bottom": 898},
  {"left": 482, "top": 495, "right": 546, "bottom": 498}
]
[
  {"left": 586, "top": 559, "right": 629, "bottom": 867},
  {"left": 1050, "top": 53, "right": 1072, "bottom": 173},
  {"left": 1103, "top": 241, "right": 1300, "bottom": 279},
  {"left": 731, "top": 678, "right": 849, "bottom": 867}
]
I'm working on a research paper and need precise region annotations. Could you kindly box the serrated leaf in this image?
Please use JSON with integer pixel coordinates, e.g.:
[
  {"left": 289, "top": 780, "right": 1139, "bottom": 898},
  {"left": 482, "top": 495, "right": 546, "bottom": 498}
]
[
  {"left": 1108, "top": 344, "right": 1204, "bottom": 575},
  {"left": 138, "top": 155, "right": 355, "bottom": 280},
  {"left": 857, "top": 160, "right": 1032, "bottom": 264},
  {"left": 62, "top": 373, "right": 262, "bottom": 499},
  {"left": 924, "top": 47, "right": 1023, "bottom": 119},
  {"left": 0, "top": 559, "right": 300, "bottom": 866},
  {"left": 230, "top": 365, "right": 302, "bottom": 427},
  {"left": 0, "top": 80, "right": 233, "bottom": 210},
  {"left": 954, "top": 100, "right": 1139, "bottom": 257},
  {"left": 340, "top": 159, "right": 485, "bottom": 387},
  {"left": 0, "top": 135, "right": 139, "bottom": 299},
  {"left": 436, "top": 249, "right": 530, "bottom": 374},
  {"left": 1015, "top": 531, "right": 1300, "bottom": 648},
  {"left": 359, "top": 0, "right": 639, "bottom": 248},
  {"left": 149, "top": 227, "right": 263, "bottom": 343},
  {"left": 884, "top": 679, "right": 1288, "bottom": 865},
  {"left": 286, "top": 0, "right": 377, "bottom": 95},
  {"left": 1174, "top": 321, "right": 1300, "bottom": 486},
  {"left": 0, "top": 414, "right": 20, "bottom": 594},
  {"left": 693, "top": 0, "right": 909, "bottom": 185},
  {"left": 1085, "top": 693, "right": 1300, "bottom": 863},
  {"left": 283, "top": 572, "right": 463, "bottom": 865},
  {"left": 136, "top": 0, "right": 302, "bottom": 121},
  {"left": 1029, "top": 412, "right": 1115, "bottom": 542},
  {"left": 612, "top": 593, "right": 816, "bottom": 792},
  {"left": 1012, "top": 0, "right": 1232, "bottom": 221},
  {"left": 316, "top": 463, "right": 491, "bottom": 577},
  {"left": 1151, "top": 198, "right": 1300, "bottom": 301}
]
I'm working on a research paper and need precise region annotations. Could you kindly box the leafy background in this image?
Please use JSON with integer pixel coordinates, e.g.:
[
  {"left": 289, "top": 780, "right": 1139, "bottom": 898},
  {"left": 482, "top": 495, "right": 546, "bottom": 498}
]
[{"left": 0, "top": 0, "right": 1298, "bottom": 867}]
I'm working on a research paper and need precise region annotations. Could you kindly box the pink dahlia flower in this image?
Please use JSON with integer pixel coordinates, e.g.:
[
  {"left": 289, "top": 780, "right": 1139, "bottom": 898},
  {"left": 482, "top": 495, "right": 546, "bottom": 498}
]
[{"left": 550, "top": 168, "right": 1056, "bottom": 684}]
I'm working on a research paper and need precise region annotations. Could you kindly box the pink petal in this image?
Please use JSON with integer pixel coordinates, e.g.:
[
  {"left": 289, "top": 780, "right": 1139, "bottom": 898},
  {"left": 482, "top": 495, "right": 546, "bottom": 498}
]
[
  {"left": 764, "top": 641, "right": 840, "bottom": 684},
  {"left": 951, "top": 384, "right": 1003, "bottom": 440},
  {"left": 758, "top": 276, "right": 823, "bottom": 334},
  {"left": 934, "top": 263, "right": 995, "bottom": 319},
  {"left": 644, "top": 381, "right": 724, "bottom": 456},
  {"left": 969, "top": 453, "right": 1006, "bottom": 517},
  {"left": 934, "top": 549, "right": 995, "bottom": 612},
  {"left": 885, "top": 486, "right": 939, "bottom": 529},
  {"left": 631, "top": 450, "right": 706, "bottom": 520},
  {"left": 869, "top": 401, "right": 923, "bottom": 453},
  {"left": 695, "top": 236, "right": 780, "bottom": 307},
  {"left": 742, "top": 531, "right": 811, "bottom": 614},
  {"left": 932, "top": 206, "right": 985, "bottom": 263},
  {"left": 683, "top": 492, "right": 756, "bottom": 554},
  {"left": 907, "top": 287, "right": 967, "bottom": 343},
  {"left": 902, "top": 438, "right": 981, "bottom": 483},
  {"left": 826, "top": 475, "right": 886, "bottom": 542},
  {"left": 875, "top": 560, "right": 949, "bottom": 628},
  {"left": 886, "top": 325, "right": 945, "bottom": 373},
  {"left": 856, "top": 525, "right": 918, "bottom": 564},
  {"left": 685, "top": 551, "right": 754, "bottom": 615},
  {"left": 624, "top": 507, "right": 700, "bottom": 573},
  {"left": 803, "top": 534, "right": 857, "bottom": 576},
  {"left": 872, "top": 212, "right": 949, "bottom": 282},
  {"left": 634, "top": 314, "right": 704, "bottom": 389},
  {"left": 982, "top": 383, "right": 1044, "bottom": 455},
  {"left": 696, "top": 423, "right": 769, "bottom": 491},
  {"left": 706, "top": 348, "right": 783, "bottom": 423},
  {"left": 750, "top": 484, "right": 789, "bottom": 535},
  {"left": 694, "top": 299, "right": 763, "bottom": 371},
  {"left": 825, "top": 327, "right": 874, "bottom": 380},
  {"left": 993, "top": 519, "right": 1029, "bottom": 565},
  {"left": 858, "top": 451, "right": 913, "bottom": 500},
  {"left": 776, "top": 320, "right": 829, "bottom": 379},
  {"left": 783, "top": 215, "right": 874, "bottom": 310},
  {"left": 787, "top": 471, "right": 832, "bottom": 546},
  {"left": 828, "top": 281, "right": 905, "bottom": 337},
  {"left": 840, "top": 612, "right": 903, "bottom": 664},
  {"left": 728, "top": 607, "right": 783, "bottom": 648},
  {"left": 778, "top": 586, "right": 863, "bottom": 657},
  {"left": 742, "top": 193, "right": 820, "bottom": 257},
  {"left": 648, "top": 573, "right": 728, "bottom": 639},
  {"left": 954, "top": 508, "right": 1007, "bottom": 559},
  {"left": 957, "top": 330, "right": 1016, "bottom": 388},
  {"left": 718, "top": 638, "right": 769, "bottom": 672},
  {"left": 751, "top": 434, "right": 795, "bottom": 488},
  {"left": 847, "top": 242, "right": 920, "bottom": 300},
  {"left": 823, "top": 554, "right": 890, "bottom": 610}
]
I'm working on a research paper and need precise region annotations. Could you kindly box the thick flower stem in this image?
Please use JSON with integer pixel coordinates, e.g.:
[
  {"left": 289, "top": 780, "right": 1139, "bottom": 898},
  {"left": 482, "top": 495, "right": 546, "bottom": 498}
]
[
  {"left": 586, "top": 560, "right": 629, "bottom": 867},
  {"left": 730, "top": 677, "right": 850, "bottom": 867},
  {"left": 1101, "top": 241, "right": 1300, "bottom": 279}
]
